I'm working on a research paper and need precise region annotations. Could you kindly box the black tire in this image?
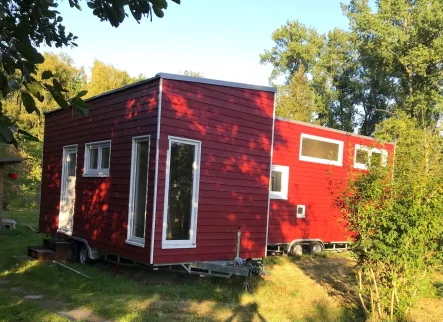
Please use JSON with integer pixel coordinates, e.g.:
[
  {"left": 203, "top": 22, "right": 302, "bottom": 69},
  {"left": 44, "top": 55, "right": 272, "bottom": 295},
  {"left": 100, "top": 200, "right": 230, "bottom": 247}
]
[
  {"left": 79, "top": 244, "right": 91, "bottom": 265},
  {"left": 310, "top": 242, "right": 324, "bottom": 255},
  {"left": 68, "top": 240, "right": 79, "bottom": 263},
  {"left": 290, "top": 243, "right": 303, "bottom": 256}
]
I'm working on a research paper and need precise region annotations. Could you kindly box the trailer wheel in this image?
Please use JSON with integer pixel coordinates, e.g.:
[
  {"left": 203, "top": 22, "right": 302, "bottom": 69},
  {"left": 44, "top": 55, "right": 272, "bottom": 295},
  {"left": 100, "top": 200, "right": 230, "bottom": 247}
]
[
  {"left": 310, "top": 242, "right": 324, "bottom": 255},
  {"left": 68, "top": 240, "right": 79, "bottom": 263},
  {"left": 79, "top": 244, "right": 92, "bottom": 265},
  {"left": 290, "top": 243, "right": 303, "bottom": 257}
]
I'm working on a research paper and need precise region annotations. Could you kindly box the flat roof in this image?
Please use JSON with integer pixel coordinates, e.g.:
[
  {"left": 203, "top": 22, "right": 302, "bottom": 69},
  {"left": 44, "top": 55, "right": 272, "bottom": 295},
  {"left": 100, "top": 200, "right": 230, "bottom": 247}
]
[
  {"left": 276, "top": 116, "right": 395, "bottom": 144},
  {"left": 45, "top": 73, "right": 276, "bottom": 115}
]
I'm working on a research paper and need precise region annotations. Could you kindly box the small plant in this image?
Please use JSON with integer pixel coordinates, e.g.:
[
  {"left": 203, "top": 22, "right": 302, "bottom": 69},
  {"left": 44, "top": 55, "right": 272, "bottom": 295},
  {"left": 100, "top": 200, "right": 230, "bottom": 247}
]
[{"left": 331, "top": 113, "right": 443, "bottom": 321}]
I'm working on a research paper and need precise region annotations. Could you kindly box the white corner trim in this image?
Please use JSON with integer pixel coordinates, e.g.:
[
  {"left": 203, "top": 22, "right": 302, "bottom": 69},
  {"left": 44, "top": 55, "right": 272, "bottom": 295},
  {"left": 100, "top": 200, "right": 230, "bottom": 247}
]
[
  {"left": 269, "top": 164, "right": 289, "bottom": 200},
  {"left": 265, "top": 92, "right": 277, "bottom": 257},
  {"left": 161, "top": 136, "right": 201, "bottom": 249},
  {"left": 299, "top": 133, "right": 344, "bottom": 166},
  {"left": 150, "top": 78, "right": 163, "bottom": 265}
]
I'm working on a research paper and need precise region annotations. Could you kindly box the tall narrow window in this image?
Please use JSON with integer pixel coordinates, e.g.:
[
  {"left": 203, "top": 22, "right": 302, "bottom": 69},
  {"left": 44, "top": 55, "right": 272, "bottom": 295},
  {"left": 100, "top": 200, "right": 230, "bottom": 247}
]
[
  {"left": 162, "top": 136, "right": 201, "bottom": 249},
  {"left": 127, "top": 136, "right": 150, "bottom": 247}
]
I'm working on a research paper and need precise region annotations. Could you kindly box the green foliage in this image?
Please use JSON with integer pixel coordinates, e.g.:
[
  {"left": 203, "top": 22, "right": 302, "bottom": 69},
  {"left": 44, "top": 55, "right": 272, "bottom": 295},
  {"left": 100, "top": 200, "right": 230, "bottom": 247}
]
[
  {"left": 275, "top": 67, "right": 320, "bottom": 123},
  {"left": 1, "top": 53, "right": 141, "bottom": 209},
  {"left": 86, "top": 60, "right": 143, "bottom": 98},
  {"left": 262, "top": 0, "right": 443, "bottom": 135},
  {"left": 182, "top": 70, "right": 204, "bottom": 78},
  {"left": 261, "top": 22, "right": 358, "bottom": 132},
  {"left": 332, "top": 114, "right": 443, "bottom": 320},
  {"left": 0, "top": 0, "right": 179, "bottom": 145}
]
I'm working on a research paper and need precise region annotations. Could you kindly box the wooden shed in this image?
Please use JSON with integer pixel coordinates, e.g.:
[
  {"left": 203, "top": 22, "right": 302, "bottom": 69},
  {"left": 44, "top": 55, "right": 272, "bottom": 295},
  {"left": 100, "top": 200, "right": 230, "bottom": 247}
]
[{"left": 39, "top": 73, "right": 276, "bottom": 265}]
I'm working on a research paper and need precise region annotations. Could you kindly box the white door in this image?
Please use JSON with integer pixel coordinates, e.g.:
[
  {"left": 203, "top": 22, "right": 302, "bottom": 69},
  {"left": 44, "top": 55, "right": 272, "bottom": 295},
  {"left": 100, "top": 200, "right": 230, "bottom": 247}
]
[{"left": 58, "top": 145, "right": 77, "bottom": 235}]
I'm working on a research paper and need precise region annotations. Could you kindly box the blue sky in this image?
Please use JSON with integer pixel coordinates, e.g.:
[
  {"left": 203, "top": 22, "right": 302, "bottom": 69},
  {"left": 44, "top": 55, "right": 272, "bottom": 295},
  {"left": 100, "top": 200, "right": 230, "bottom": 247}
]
[{"left": 46, "top": 1, "right": 350, "bottom": 86}]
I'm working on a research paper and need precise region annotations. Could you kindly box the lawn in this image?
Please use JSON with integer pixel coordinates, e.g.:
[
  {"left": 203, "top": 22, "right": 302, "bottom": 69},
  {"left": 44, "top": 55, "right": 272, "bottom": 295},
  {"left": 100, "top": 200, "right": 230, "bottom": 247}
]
[{"left": 0, "top": 210, "right": 441, "bottom": 322}]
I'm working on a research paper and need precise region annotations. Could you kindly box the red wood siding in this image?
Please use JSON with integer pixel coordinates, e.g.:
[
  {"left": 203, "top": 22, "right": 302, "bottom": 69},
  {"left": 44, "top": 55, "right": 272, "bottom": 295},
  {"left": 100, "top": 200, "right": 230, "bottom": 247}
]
[
  {"left": 39, "top": 79, "right": 159, "bottom": 263},
  {"left": 153, "top": 79, "right": 275, "bottom": 264},
  {"left": 269, "top": 119, "right": 395, "bottom": 244}
]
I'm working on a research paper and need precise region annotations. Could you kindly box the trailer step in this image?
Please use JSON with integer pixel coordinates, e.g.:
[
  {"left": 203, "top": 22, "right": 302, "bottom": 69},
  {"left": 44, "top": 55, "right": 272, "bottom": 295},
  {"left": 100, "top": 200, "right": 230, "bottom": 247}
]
[
  {"left": 43, "top": 239, "right": 71, "bottom": 261},
  {"left": 27, "top": 246, "right": 55, "bottom": 261}
]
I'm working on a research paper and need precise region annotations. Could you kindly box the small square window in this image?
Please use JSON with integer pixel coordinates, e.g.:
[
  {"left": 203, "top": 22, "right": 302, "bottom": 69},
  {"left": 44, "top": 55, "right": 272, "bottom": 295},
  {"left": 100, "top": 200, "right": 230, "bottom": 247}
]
[
  {"left": 84, "top": 141, "right": 111, "bottom": 177},
  {"left": 270, "top": 165, "right": 289, "bottom": 200},
  {"left": 297, "top": 205, "right": 306, "bottom": 218}
]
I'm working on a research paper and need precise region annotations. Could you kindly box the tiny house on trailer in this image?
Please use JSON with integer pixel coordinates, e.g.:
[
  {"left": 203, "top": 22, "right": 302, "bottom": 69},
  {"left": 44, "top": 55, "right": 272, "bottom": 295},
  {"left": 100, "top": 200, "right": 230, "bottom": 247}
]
[
  {"left": 39, "top": 73, "right": 276, "bottom": 270},
  {"left": 268, "top": 117, "right": 395, "bottom": 256}
]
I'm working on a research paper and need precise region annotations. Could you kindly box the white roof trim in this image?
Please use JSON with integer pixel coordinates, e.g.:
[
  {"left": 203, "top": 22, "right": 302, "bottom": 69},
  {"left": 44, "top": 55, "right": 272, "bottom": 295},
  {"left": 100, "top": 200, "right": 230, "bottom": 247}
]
[
  {"left": 44, "top": 73, "right": 276, "bottom": 115},
  {"left": 275, "top": 116, "right": 394, "bottom": 143},
  {"left": 155, "top": 73, "right": 276, "bottom": 93}
]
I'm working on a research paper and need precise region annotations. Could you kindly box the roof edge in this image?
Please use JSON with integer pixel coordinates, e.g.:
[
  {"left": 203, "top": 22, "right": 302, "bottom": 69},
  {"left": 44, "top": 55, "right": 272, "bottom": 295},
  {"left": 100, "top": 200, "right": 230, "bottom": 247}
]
[
  {"left": 44, "top": 73, "right": 277, "bottom": 116},
  {"left": 156, "top": 73, "right": 277, "bottom": 93},
  {"left": 44, "top": 75, "right": 160, "bottom": 115},
  {"left": 275, "top": 116, "right": 395, "bottom": 144}
]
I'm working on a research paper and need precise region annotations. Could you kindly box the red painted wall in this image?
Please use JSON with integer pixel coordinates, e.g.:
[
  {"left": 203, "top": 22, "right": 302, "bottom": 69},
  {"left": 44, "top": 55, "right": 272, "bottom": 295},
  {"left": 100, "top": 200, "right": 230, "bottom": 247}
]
[
  {"left": 269, "top": 119, "right": 394, "bottom": 245},
  {"left": 152, "top": 79, "right": 275, "bottom": 264},
  {"left": 39, "top": 79, "right": 159, "bottom": 263}
]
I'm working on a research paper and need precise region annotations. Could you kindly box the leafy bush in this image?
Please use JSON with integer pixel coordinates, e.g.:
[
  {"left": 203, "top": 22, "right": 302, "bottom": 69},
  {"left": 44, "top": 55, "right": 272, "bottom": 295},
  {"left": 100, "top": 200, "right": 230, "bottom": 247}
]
[{"left": 332, "top": 114, "right": 443, "bottom": 320}]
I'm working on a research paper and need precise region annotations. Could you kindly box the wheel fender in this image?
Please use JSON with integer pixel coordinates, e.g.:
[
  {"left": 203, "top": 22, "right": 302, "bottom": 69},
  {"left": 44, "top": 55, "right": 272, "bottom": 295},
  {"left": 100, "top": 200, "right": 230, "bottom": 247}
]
[
  {"left": 67, "top": 237, "right": 100, "bottom": 260},
  {"left": 288, "top": 239, "right": 325, "bottom": 252}
]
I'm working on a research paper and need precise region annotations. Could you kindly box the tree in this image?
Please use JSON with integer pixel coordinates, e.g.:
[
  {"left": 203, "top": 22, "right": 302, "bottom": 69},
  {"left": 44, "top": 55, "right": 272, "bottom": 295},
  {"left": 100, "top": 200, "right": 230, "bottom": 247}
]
[
  {"left": 275, "top": 67, "right": 319, "bottom": 123},
  {"left": 345, "top": 0, "right": 443, "bottom": 130},
  {"left": 1, "top": 52, "right": 87, "bottom": 209},
  {"left": 182, "top": 70, "right": 204, "bottom": 78},
  {"left": 260, "top": 22, "right": 358, "bottom": 132},
  {"left": 86, "top": 60, "right": 142, "bottom": 98},
  {"left": 331, "top": 114, "right": 443, "bottom": 320},
  {"left": 0, "top": 0, "right": 180, "bottom": 145}
]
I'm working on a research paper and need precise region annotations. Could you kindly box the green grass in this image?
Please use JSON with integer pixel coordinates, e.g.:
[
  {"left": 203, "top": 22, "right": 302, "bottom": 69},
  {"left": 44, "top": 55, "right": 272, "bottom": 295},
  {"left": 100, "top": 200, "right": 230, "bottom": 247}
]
[{"left": 0, "top": 210, "right": 442, "bottom": 322}]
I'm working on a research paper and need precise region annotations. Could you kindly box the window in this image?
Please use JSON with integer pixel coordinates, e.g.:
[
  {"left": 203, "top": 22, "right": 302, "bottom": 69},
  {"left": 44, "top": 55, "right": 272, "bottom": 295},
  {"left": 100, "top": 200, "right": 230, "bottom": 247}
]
[
  {"left": 127, "top": 136, "right": 150, "bottom": 247},
  {"left": 299, "top": 134, "right": 344, "bottom": 166},
  {"left": 84, "top": 140, "right": 111, "bottom": 177},
  {"left": 162, "top": 136, "right": 201, "bottom": 249},
  {"left": 270, "top": 165, "right": 289, "bottom": 200},
  {"left": 354, "top": 144, "right": 388, "bottom": 170},
  {"left": 297, "top": 205, "right": 306, "bottom": 218}
]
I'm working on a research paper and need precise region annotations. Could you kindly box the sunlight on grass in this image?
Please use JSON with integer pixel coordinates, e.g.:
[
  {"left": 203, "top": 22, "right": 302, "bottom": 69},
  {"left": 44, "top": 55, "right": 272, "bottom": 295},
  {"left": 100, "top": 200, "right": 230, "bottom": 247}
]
[{"left": 1, "top": 210, "right": 442, "bottom": 322}]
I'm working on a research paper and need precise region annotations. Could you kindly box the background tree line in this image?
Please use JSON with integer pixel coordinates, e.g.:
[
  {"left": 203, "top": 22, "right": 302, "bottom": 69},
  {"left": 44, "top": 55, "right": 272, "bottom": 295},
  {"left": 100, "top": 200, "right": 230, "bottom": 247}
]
[
  {"left": 0, "top": 53, "right": 145, "bottom": 209},
  {"left": 261, "top": 0, "right": 443, "bottom": 136}
]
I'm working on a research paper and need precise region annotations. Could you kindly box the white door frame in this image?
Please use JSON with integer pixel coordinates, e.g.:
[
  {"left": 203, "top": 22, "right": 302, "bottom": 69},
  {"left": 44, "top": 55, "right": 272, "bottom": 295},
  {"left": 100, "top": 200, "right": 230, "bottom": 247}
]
[{"left": 58, "top": 144, "right": 78, "bottom": 235}]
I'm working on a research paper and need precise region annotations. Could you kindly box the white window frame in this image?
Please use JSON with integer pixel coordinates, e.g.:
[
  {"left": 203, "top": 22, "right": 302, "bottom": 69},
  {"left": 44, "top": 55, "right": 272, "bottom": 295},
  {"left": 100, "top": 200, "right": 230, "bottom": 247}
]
[
  {"left": 162, "top": 136, "right": 201, "bottom": 249},
  {"left": 296, "top": 205, "right": 306, "bottom": 218},
  {"left": 270, "top": 165, "right": 289, "bottom": 200},
  {"left": 299, "top": 133, "right": 344, "bottom": 166},
  {"left": 354, "top": 144, "right": 388, "bottom": 170},
  {"left": 126, "top": 135, "right": 151, "bottom": 247},
  {"left": 83, "top": 140, "right": 111, "bottom": 177}
]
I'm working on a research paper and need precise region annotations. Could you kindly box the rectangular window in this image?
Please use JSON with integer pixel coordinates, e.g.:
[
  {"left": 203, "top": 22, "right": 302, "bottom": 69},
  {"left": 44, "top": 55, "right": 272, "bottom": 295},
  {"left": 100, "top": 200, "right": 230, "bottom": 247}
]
[
  {"left": 354, "top": 144, "right": 388, "bottom": 170},
  {"left": 84, "top": 140, "right": 111, "bottom": 177},
  {"left": 299, "top": 134, "right": 344, "bottom": 166},
  {"left": 270, "top": 165, "right": 289, "bottom": 200},
  {"left": 162, "top": 136, "right": 201, "bottom": 249},
  {"left": 127, "top": 136, "right": 151, "bottom": 247}
]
